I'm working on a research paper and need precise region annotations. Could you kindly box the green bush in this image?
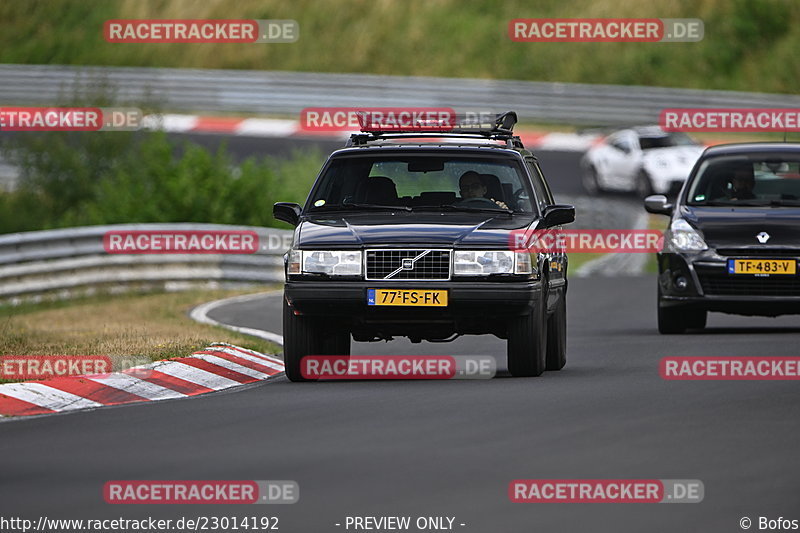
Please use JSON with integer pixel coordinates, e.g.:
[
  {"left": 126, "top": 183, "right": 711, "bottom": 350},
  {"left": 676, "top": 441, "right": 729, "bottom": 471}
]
[{"left": 0, "top": 131, "right": 324, "bottom": 233}]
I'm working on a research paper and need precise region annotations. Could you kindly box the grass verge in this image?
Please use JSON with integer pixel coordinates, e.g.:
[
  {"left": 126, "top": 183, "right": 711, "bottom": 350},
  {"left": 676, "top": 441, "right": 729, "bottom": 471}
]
[{"left": 0, "top": 288, "right": 282, "bottom": 383}]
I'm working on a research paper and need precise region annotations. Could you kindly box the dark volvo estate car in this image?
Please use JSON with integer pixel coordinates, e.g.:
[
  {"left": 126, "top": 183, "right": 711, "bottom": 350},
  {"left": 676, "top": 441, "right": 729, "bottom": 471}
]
[
  {"left": 646, "top": 143, "right": 800, "bottom": 334},
  {"left": 274, "top": 112, "right": 575, "bottom": 381}
]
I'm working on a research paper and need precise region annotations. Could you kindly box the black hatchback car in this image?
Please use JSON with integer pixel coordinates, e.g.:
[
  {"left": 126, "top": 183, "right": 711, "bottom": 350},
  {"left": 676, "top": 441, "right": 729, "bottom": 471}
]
[
  {"left": 273, "top": 112, "right": 575, "bottom": 380},
  {"left": 645, "top": 142, "right": 800, "bottom": 334}
]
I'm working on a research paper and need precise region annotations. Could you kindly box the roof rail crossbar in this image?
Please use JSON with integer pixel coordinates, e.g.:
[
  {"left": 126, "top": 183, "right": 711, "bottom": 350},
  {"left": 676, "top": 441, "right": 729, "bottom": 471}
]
[{"left": 346, "top": 111, "right": 521, "bottom": 147}]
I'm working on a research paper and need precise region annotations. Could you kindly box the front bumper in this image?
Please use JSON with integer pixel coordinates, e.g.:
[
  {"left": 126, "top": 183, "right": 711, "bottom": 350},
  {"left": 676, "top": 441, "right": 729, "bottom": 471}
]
[
  {"left": 657, "top": 250, "right": 800, "bottom": 316},
  {"left": 284, "top": 278, "right": 544, "bottom": 338}
]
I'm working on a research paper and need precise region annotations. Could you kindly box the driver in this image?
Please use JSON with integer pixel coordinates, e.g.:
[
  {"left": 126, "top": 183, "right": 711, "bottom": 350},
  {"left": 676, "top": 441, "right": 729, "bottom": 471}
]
[
  {"left": 458, "top": 171, "right": 508, "bottom": 208},
  {"left": 728, "top": 164, "right": 756, "bottom": 200}
]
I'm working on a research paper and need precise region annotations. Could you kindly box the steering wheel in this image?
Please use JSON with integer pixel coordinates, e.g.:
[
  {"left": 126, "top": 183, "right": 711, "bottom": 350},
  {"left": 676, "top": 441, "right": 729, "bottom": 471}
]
[
  {"left": 512, "top": 188, "right": 531, "bottom": 210},
  {"left": 458, "top": 197, "right": 501, "bottom": 207}
]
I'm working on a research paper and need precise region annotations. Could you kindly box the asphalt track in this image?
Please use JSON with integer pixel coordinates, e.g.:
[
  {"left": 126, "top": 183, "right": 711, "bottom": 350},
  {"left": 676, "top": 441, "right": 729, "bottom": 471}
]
[
  {"left": 3, "top": 278, "right": 800, "bottom": 531},
  {"left": 2, "top": 139, "right": 799, "bottom": 532}
]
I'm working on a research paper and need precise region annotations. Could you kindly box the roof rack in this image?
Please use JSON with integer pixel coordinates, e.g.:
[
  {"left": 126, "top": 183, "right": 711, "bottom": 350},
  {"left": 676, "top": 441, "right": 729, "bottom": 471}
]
[{"left": 346, "top": 111, "right": 523, "bottom": 149}]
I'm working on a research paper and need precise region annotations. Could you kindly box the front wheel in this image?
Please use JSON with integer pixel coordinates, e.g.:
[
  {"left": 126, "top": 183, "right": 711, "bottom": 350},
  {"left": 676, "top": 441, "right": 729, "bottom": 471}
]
[
  {"left": 322, "top": 329, "right": 351, "bottom": 355},
  {"left": 657, "top": 286, "right": 688, "bottom": 334},
  {"left": 582, "top": 165, "right": 601, "bottom": 195},
  {"left": 657, "top": 304, "right": 687, "bottom": 334},
  {"left": 686, "top": 309, "right": 707, "bottom": 330},
  {"left": 282, "top": 298, "right": 323, "bottom": 381},
  {"left": 545, "top": 297, "right": 567, "bottom": 371},
  {"left": 507, "top": 296, "right": 547, "bottom": 377},
  {"left": 283, "top": 299, "right": 352, "bottom": 381}
]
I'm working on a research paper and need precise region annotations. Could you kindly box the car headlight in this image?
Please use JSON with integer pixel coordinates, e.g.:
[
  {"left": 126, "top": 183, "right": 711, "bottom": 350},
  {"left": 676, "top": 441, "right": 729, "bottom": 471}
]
[
  {"left": 668, "top": 218, "right": 707, "bottom": 252},
  {"left": 289, "top": 250, "right": 362, "bottom": 276},
  {"left": 453, "top": 250, "right": 530, "bottom": 275}
]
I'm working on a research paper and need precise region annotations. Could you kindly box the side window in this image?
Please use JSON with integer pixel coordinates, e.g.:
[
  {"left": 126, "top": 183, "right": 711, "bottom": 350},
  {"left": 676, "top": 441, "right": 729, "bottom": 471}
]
[
  {"left": 524, "top": 157, "right": 553, "bottom": 209},
  {"left": 610, "top": 136, "right": 632, "bottom": 153}
]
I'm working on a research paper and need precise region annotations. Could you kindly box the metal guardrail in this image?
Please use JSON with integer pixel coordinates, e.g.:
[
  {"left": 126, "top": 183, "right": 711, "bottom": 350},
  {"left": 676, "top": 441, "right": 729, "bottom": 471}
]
[
  {"left": 1, "top": 64, "right": 799, "bottom": 126},
  {"left": 0, "top": 223, "right": 291, "bottom": 302}
]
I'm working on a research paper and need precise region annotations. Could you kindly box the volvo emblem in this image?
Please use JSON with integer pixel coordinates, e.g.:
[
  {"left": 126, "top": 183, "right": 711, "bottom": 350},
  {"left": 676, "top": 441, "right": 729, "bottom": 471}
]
[
  {"left": 756, "top": 231, "right": 770, "bottom": 244},
  {"left": 384, "top": 250, "right": 431, "bottom": 279}
]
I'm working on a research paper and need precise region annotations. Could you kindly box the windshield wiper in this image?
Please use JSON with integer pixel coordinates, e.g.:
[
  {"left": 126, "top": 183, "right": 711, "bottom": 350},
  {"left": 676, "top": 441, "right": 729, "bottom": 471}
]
[
  {"left": 314, "top": 202, "right": 412, "bottom": 212},
  {"left": 414, "top": 204, "right": 513, "bottom": 214}
]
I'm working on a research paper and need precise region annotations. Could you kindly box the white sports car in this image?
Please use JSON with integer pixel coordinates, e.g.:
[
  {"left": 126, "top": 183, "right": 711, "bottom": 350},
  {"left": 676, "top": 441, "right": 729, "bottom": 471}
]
[{"left": 580, "top": 126, "right": 704, "bottom": 197}]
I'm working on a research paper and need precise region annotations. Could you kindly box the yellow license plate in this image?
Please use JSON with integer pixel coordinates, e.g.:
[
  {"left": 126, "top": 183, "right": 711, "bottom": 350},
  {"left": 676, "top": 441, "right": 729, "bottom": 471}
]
[
  {"left": 367, "top": 289, "right": 448, "bottom": 307},
  {"left": 728, "top": 259, "right": 797, "bottom": 275}
]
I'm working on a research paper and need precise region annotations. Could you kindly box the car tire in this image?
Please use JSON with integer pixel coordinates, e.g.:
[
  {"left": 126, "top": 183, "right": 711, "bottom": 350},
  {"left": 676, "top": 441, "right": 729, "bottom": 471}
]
[
  {"left": 507, "top": 294, "right": 547, "bottom": 377},
  {"left": 657, "top": 302, "right": 687, "bottom": 334},
  {"left": 322, "top": 329, "right": 351, "bottom": 355},
  {"left": 545, "top": 297, "right": 567, "bottom": 371},
  {"left": 686, "top": 309, "right": 707, "bottom": 330},
  {"left": 657, "top": 286, "right": 688, "bottom": 335},
  {"left": 582, "top": 165, "right": 601, "bottom": 195},
  {"left": 282, "top": 297, "right": 322, "bottom": 382},
  {"left": 636, "top": 170, "right": 654, "bottom": 198}
]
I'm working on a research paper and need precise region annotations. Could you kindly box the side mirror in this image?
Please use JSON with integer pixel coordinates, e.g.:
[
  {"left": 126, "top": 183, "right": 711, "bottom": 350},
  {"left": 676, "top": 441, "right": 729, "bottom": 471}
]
[
  {"left": 541, "top": 204, "right": 576, "bottom": 228},
  {"left": 273, "top": 202, "right": 302, "bottom": 226},
  {"left": 644, "top": 195, "right": 673, "bottom": 215}
]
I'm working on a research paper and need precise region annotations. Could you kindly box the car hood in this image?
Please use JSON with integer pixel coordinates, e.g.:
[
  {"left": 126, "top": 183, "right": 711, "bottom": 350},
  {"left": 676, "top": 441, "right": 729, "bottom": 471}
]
[
  {"left": 297, "top": 211, "right": 537, "bottom": 248},
  {"left": 681, "top": 205, "right": 800, "bottom": 247}
]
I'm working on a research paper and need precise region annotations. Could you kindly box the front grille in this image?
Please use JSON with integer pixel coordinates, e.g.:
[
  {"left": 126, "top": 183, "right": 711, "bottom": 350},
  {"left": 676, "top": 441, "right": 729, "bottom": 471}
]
[
  {"left": 696, "top": 265, "right": 800, "bottom": 296},
  {"left": 717, "top": 248, "right": 800, "bottom": 257},
  {"left": 366, "top": 249, "right": 451, "bottom": 280}
]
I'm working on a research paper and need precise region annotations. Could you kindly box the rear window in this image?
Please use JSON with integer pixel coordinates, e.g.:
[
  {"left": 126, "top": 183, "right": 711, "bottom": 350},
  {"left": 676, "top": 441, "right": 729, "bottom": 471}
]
[{"left": 306, "top": 153, "right": 535, "bottom": 212}]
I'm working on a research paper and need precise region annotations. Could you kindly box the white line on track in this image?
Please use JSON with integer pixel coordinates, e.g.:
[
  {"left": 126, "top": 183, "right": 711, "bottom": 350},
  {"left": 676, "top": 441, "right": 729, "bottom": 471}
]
[{"left": 190, "top": 290, "right": 285, "bottom": 346}]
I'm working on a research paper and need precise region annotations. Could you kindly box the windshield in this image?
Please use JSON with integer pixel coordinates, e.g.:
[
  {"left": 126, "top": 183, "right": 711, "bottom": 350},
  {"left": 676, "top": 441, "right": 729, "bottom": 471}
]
[
  {"left": 686, "top": 155, "right": 800, "bottom": 206},
  {"left": 306, "top": 153, "right": 535, "bottom": 213},
  {"left": 639, "top": 132, "right": 697, "bottom": 150}
]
